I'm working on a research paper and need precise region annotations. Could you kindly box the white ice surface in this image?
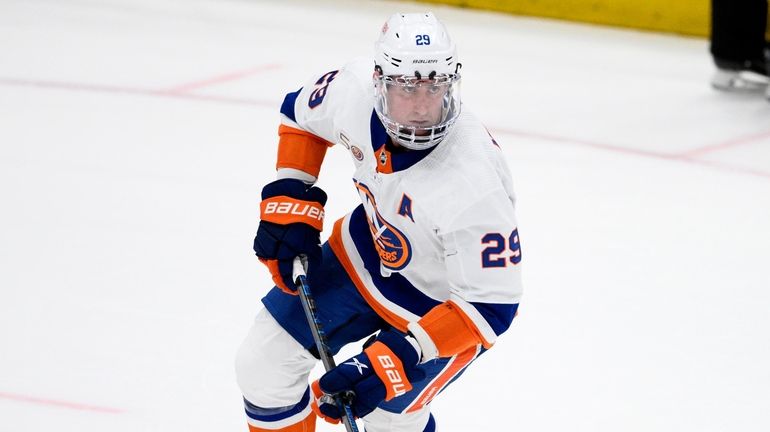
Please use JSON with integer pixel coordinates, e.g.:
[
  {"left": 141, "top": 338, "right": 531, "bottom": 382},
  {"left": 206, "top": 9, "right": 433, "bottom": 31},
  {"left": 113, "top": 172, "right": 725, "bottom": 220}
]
[{"left": 1, "top": 0, "right": 769, "bottom": 431}]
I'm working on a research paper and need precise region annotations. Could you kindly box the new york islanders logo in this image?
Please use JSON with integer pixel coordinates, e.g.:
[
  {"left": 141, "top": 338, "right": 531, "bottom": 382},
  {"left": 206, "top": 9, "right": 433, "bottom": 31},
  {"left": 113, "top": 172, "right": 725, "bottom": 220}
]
[
  {"left": 355, "top": 181, "right": 412, "bottom": 271},
  {"left": 350, "top": 145, "right": 364, "bottom": 161}
]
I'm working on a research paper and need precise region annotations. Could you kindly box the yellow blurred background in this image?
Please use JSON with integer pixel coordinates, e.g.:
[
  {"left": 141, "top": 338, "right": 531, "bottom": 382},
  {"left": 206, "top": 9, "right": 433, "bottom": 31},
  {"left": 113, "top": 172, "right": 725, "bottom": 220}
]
[{"left": 409, "top": 0, "right": 770, "bottom": 38}]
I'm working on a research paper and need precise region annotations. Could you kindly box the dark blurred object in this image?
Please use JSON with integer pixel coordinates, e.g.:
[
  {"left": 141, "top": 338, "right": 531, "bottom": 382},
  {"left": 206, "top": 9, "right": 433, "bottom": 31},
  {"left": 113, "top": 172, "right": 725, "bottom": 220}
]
[{"left": 709, "top": 0, "right": 770, "bottom": 94}]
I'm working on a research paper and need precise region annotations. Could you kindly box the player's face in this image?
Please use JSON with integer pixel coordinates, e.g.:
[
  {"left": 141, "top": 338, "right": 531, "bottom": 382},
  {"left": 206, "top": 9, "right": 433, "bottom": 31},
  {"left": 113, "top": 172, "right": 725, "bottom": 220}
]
[{"left": 385, "top": 79, "right": 447, "bottom": 134}]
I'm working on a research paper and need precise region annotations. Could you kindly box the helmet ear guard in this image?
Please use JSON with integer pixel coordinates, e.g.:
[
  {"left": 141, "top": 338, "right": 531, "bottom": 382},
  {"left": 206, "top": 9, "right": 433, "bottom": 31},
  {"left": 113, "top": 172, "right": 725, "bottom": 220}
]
[{"left": 373, "top": 13, "right": 462, "bottom": 150}]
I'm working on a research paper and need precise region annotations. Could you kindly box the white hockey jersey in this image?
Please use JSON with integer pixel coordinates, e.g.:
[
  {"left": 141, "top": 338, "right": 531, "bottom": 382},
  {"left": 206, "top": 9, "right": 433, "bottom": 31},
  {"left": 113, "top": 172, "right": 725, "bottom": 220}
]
[{"left": 277, "top": 57, "right": 522, "bottom": 360}]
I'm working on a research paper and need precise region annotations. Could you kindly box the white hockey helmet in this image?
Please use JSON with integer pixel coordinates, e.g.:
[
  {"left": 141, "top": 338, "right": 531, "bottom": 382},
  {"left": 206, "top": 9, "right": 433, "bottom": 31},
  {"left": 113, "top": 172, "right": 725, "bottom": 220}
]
[{"left": 374, "top": 12, "right": 462, "bottom": 150}]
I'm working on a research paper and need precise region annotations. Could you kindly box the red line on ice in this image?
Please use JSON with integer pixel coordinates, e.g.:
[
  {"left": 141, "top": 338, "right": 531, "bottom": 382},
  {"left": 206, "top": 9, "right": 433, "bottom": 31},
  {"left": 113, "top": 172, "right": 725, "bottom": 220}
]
[
  {"left": 163, "top": 63, "right": 282, "bottom": 94},
  {"left": 490, "top": 126, "right": 770, "bottom": 180},
  {"left": 677, "top": 128, "right": 770, "bottom": 158},
  {"left": 489, "top": 127, "right": 682, "bottom": 160},
  {"left": 0, "top": 391, "right": 125, "bottom": 414},
  {"left": 0, "top": 77, "right": 274, "bottom": 107}
]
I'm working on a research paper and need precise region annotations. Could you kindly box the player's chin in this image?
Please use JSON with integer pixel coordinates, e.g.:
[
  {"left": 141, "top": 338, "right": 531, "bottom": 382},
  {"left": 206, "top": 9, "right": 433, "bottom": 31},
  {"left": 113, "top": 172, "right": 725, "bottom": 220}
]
[{"left": 404, "top": 123, "right": 434, "bottom": 136}]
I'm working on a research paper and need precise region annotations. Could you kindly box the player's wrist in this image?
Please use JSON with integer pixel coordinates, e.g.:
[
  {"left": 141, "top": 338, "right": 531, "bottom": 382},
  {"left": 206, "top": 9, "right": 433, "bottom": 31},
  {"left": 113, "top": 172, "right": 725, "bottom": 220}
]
[
  {"left": 406, "top": 322, "right": 438, "bottom": 362},
  {"left": 276, "top": 167, "right": 317, "bottom": 184}
]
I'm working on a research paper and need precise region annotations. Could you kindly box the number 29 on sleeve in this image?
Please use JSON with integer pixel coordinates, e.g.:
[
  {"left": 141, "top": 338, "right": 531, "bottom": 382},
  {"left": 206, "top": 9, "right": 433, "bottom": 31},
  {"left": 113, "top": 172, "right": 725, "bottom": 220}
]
[{"left": 481, "top": 229, "right": 521, "bottom": 268}]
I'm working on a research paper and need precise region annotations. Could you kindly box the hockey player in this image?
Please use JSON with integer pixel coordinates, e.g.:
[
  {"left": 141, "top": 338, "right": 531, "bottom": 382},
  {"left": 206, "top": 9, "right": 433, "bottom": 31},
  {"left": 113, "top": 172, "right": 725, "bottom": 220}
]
[
  {"left": 235, "top": 12, "right": 523, "bottom": 432},
  {"left": 709, "top": 0, "right": 770, "bottom": 98}
]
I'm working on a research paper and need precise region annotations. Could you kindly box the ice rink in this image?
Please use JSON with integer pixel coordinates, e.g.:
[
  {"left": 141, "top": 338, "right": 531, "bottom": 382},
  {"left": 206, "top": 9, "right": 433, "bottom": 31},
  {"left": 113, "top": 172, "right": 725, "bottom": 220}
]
[{"left": 2, "top": 0, "right": 769, "bottom": 431}]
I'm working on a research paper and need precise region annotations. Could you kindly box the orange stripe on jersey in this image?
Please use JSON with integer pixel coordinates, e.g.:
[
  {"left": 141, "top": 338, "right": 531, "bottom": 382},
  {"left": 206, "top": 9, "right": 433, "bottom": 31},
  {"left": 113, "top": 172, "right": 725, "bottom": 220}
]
[
  {"left": 276, "top": 125, "right": 332, "bottom": 178},
  {"left": 417, "top": 301, "right": 493, "bottom": 358},
  {"left": 247, "top": 410, "right": 316, "bottom": 432},
  {"left": 260, "top": 196, "right": 324, "bottom": 231},
  {"left": 328, "top": 217, "right": 409, "bottom": 332},
  {"left": 406, "top": 346, "right": 477, "bottom": 413},
  {"left": 364, "top": 341, "right": 413, "bottom": 401}
]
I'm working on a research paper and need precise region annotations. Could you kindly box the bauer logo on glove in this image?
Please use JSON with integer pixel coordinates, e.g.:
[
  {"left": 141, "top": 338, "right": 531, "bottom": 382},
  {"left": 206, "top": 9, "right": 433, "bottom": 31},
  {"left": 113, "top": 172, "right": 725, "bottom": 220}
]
[{"left": 260, "top": 197, "right": 325, "bottom": 231}]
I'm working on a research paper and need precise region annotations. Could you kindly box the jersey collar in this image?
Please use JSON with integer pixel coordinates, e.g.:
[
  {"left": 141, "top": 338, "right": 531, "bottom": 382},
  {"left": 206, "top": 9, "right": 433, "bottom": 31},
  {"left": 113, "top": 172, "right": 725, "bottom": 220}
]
[{"left": 370, "top": 111, "right": 436, "bottom": 174}]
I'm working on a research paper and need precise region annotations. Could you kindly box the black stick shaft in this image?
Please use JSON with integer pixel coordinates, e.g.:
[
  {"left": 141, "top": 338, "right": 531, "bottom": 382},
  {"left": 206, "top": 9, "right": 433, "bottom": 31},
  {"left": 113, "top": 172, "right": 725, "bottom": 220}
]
[{"left": 293, "top": 258, "right": 359, "bottom": 432}]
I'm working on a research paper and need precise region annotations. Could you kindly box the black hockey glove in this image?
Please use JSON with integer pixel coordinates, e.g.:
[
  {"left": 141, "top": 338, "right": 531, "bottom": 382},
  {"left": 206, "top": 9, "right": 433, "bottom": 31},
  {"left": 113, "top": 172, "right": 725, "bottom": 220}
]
[{"left": 253, "top": 178, "right": 326, "bottom": 294}]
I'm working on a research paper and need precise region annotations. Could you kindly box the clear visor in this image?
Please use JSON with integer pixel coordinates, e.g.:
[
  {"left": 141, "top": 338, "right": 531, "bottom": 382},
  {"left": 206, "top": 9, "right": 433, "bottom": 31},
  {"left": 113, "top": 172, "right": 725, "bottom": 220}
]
[{"left": 374, "top": 73, "right": 461, "bottom": 150}]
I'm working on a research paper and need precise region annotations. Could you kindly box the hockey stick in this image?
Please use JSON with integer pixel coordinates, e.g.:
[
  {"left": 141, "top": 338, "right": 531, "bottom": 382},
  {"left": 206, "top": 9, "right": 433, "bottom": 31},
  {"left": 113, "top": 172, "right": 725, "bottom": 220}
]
[{"left": 292, "top": 256, "right": 360, "bottom": 432}]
